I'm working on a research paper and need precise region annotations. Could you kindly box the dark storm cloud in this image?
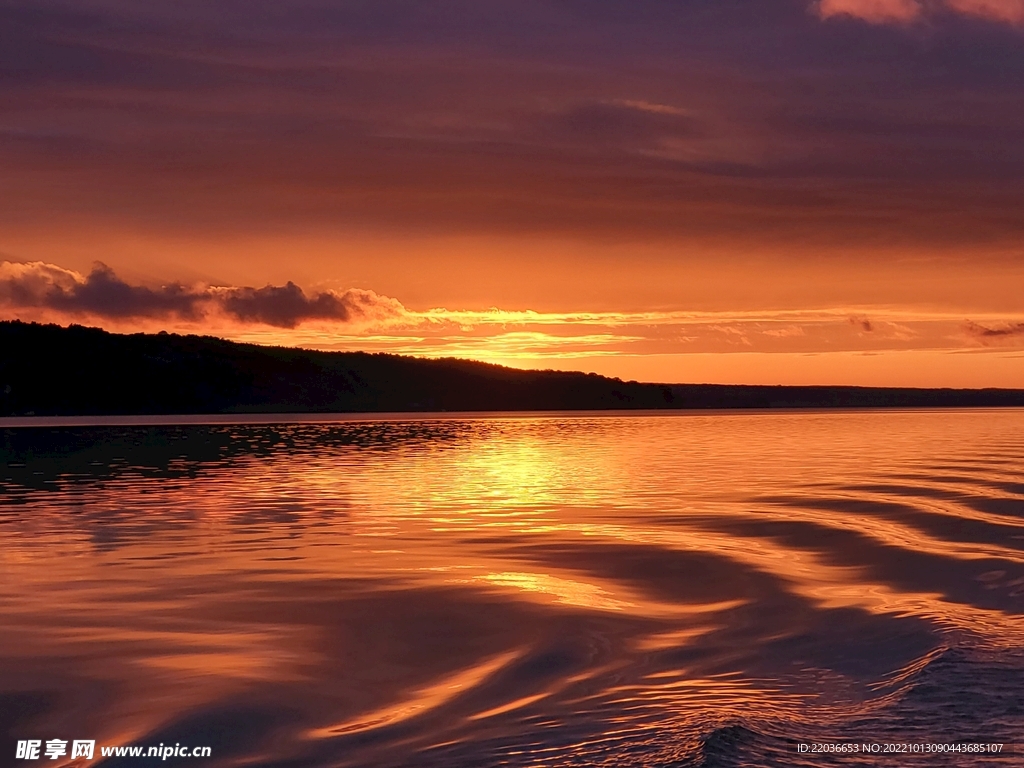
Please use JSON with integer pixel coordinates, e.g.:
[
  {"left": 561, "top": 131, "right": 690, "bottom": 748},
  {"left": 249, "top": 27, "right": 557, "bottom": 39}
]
[
  {"left": 2, "top": 1, "right": 1024, "bottom": 245},
  {"left": 0, "top": 262, "right": 205, "bottom": 319},
  {"left": 223, "top": 283, "right": 358, "bottom": 327},
  {"left": 0, "top": 262, "right": 403, "bottom": 328},
  {"left": 48, "top": 264, "right": 203, "bottom": 318}
]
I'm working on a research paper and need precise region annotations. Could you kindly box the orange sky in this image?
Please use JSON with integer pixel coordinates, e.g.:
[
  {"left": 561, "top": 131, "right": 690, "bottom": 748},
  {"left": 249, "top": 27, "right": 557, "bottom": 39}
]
[{"left": 1, "top": 0, "right": 1022, "bottom": 386}]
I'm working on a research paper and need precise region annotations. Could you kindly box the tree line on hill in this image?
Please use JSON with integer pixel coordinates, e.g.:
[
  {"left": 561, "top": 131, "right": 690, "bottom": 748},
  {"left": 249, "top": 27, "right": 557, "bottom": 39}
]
[{"left": 2, "top": 320, "right": 1023, "bottom": 416}]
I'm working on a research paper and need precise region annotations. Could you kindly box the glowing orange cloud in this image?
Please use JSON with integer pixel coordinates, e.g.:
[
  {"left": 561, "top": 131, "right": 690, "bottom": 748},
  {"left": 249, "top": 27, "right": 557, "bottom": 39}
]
[
  {"left": 816, "top": 0, "right": 1024, "bottom": 22},
  {"left": 817, "top": 0, "right": 923, "bottom": 23},
  {"left": 946, "top": 0, "right": 1024, "bottom": 22}
]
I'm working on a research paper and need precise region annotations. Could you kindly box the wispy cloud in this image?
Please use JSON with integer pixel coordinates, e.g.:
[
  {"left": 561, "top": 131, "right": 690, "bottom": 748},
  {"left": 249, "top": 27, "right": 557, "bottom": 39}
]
[
  {"left": 817, "top": 0, "right": 923, "bottom": 23},
  {"left": 963, "top": 320, "right": 1024, "bottom": 343},
  {"left": 815, "top": 0, "right": 1024, "bottom": 23},
  {"left": 946, "top": 0, "right": 1024, "bottom": 22}
]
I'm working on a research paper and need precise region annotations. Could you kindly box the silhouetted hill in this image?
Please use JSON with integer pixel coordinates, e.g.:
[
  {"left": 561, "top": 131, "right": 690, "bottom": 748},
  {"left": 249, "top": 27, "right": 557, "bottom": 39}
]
[{"left": 2, "top": 321, "right": 1023, "bottom": 416}]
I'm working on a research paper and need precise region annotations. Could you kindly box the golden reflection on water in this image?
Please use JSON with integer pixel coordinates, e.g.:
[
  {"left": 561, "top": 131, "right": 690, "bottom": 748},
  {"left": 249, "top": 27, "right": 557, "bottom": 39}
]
[
  {"left": 310, "top": 651, "right": 523, "bottom": 737},
  {"left": 468, "top": 571, "right": 636, "bottom": 612},
  {"left": 2, "top": 410, "right": 1024, "bottom": 766}
]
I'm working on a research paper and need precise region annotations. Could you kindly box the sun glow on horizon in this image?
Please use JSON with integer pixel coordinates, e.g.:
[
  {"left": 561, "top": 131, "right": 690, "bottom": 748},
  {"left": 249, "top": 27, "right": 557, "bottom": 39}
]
[{"left": 2, "top": 255, "right": 1022, "bottom": 387}]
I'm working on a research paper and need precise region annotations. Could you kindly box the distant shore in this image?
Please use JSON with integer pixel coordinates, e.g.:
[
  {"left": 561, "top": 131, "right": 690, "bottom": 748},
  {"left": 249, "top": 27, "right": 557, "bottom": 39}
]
[
  {"left": 3, "top": 320, "right": 1024, "bottom": 417},
  {"left": 7, "top": 406, "right": 1024, "bottom": 429}
]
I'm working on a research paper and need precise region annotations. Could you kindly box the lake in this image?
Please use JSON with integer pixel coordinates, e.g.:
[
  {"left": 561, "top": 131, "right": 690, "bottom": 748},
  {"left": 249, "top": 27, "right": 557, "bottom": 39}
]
[{"left": 2, "top": 410, "right": 1022, "bottom": 766}]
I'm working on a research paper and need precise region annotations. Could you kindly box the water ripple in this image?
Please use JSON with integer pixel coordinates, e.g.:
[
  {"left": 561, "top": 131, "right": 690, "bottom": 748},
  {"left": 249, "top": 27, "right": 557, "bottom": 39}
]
[{"left": 1, "top": 409, "right": 1023, "bottom": 766}]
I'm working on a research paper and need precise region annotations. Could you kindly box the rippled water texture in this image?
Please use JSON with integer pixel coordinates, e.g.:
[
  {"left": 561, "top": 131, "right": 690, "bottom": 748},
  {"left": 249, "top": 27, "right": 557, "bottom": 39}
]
[{"left": 2, "top": 410, "right": 1024, "bottom": 767}]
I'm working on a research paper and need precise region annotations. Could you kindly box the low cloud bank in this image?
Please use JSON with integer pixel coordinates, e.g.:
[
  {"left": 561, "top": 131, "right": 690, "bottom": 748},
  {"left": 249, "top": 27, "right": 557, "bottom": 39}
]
[{"left": 0, "top": 261, "right": 405, "bottom": 328}]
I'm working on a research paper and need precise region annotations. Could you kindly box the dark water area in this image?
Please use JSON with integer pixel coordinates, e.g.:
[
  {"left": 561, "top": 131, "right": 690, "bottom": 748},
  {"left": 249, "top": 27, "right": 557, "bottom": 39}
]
[{"left": 1, "top": 410, "right": 1023, "bottom": 767}]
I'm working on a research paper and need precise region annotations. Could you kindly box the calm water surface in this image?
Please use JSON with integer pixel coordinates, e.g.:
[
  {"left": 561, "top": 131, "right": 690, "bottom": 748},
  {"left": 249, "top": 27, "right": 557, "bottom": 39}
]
[{"left": 2, "top": 410, "right": 1023, "bottom": 766}]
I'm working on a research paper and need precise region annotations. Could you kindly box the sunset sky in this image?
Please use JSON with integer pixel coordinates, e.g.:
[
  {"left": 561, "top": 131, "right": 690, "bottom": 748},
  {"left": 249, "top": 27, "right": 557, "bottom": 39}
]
[{"left": 2, "top": 0, "right": 1023, "bottom": 386}]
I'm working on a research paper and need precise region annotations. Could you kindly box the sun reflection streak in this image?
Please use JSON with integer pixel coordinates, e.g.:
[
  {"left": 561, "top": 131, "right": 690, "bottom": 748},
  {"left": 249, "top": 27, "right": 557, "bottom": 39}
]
[
  {"left": 467, "top": 571, "right": 635, "bottom": 612},
  {"left": 307, "top": 651, "right": 522, "bottom": 738}
]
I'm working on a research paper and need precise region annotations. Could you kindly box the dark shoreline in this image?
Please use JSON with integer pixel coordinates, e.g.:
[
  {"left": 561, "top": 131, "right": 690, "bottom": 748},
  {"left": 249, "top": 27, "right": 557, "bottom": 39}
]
[
  {"left": 3, "top": 406, "right": 1024, "bottom": 430},
  {"left": 4, "top": 320, "right": 1024, "bottom": 417}
]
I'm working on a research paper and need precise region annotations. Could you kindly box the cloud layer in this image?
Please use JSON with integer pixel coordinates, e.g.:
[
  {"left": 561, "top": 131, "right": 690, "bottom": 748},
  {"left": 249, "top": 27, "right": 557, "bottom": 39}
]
[
  {"left": 2, "top": 0, "right": 1024, "bottom": 254},
  {"left": 0, "top": 261, "right": 404, "bottom": 328}
]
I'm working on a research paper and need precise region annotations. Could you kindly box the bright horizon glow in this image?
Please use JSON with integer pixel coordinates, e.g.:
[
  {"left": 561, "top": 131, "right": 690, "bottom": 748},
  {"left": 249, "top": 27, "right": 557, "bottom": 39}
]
[{"left": 3, "top": 259, "right": 1022, "bottom": 387}]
